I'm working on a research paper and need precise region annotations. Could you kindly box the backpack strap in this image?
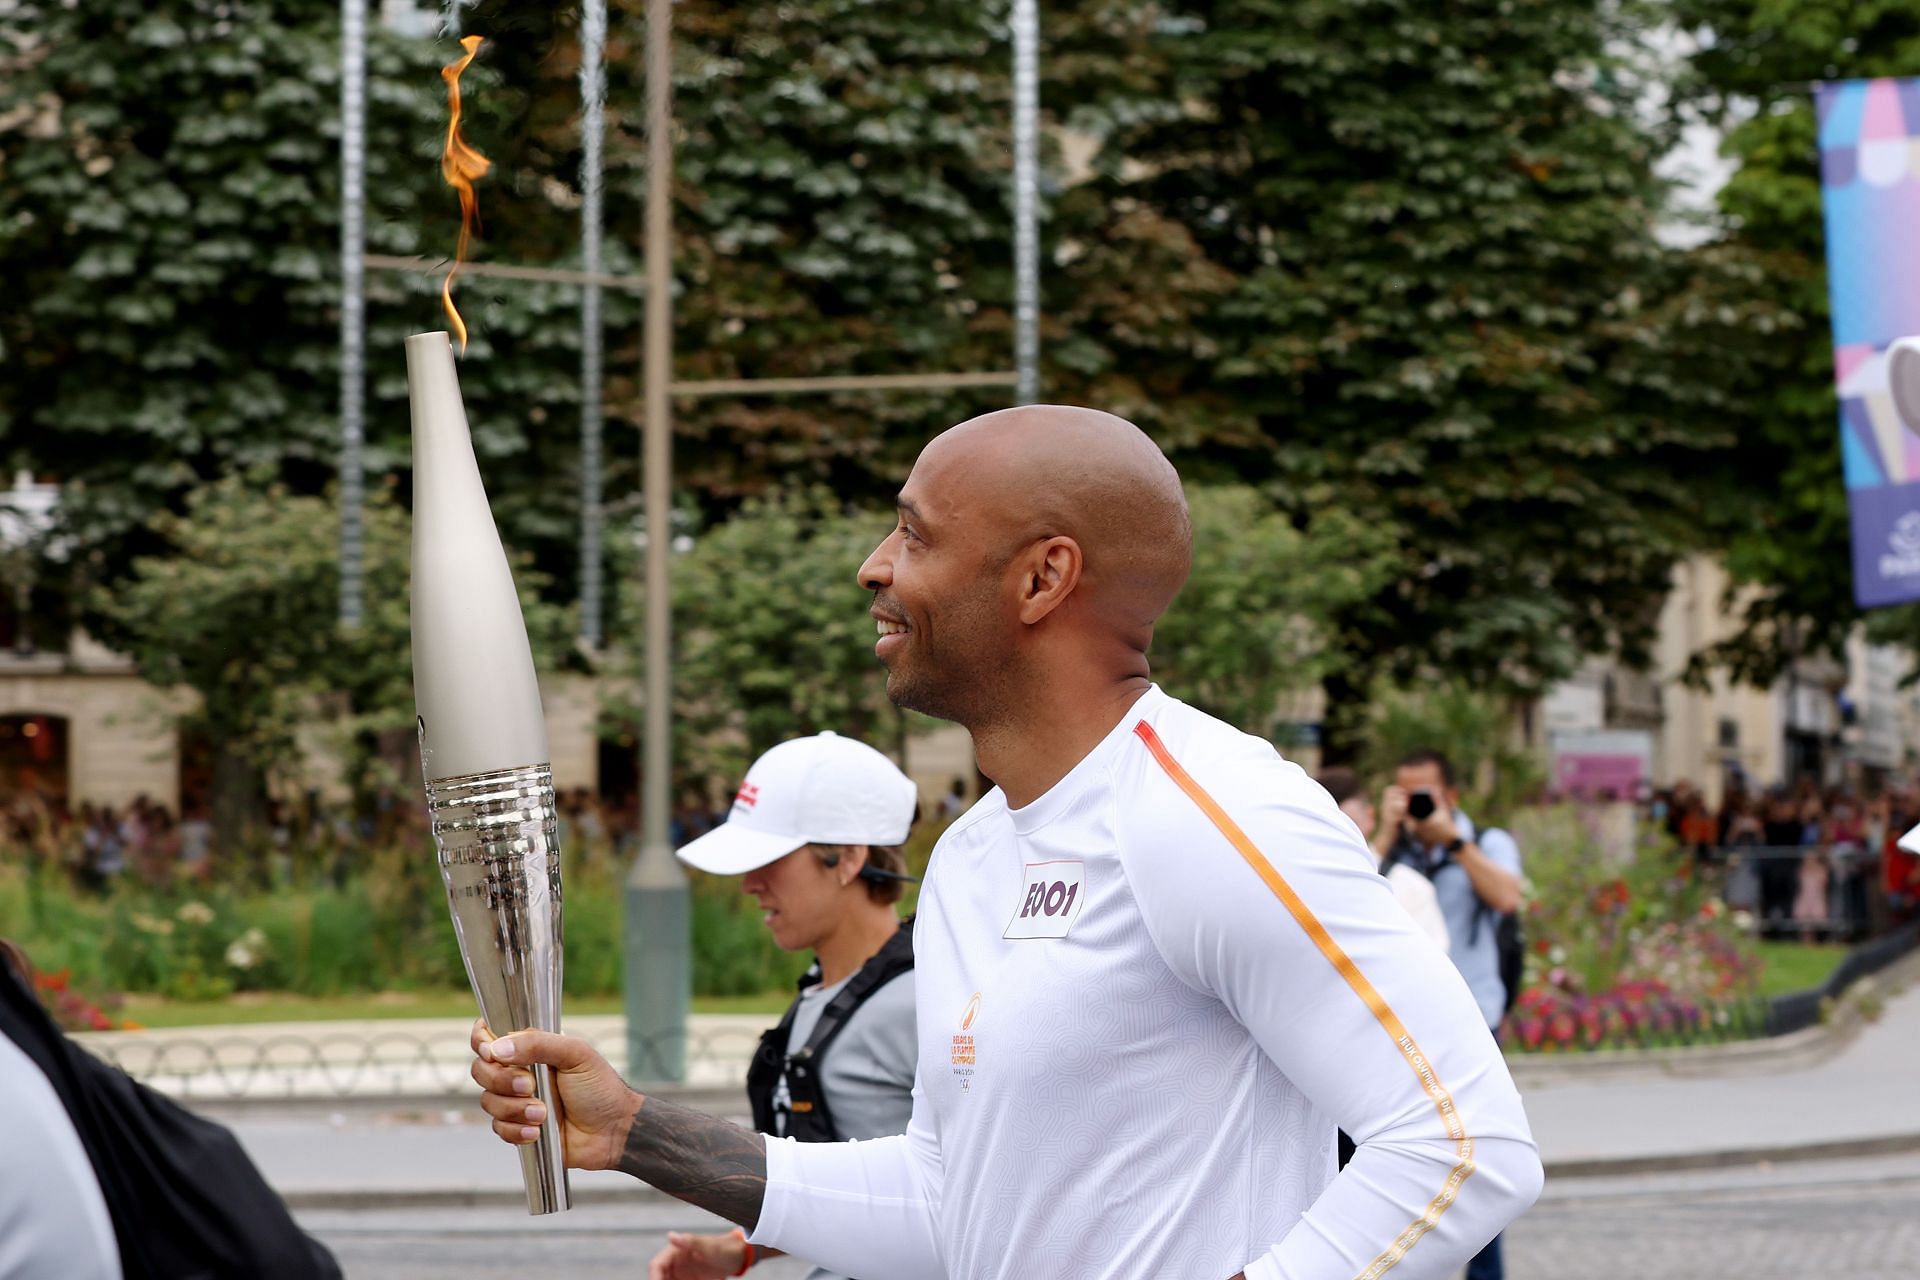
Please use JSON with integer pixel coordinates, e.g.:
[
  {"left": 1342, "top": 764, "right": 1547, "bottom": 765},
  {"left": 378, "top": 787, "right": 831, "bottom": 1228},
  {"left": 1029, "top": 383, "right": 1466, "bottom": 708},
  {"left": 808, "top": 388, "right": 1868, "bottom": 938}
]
[
  {"left": 1378, "top": 832, "right": 1425, "bottom": 879},
  {"left": 798, "top": 915, "right": 916, "bottom": 1064}
]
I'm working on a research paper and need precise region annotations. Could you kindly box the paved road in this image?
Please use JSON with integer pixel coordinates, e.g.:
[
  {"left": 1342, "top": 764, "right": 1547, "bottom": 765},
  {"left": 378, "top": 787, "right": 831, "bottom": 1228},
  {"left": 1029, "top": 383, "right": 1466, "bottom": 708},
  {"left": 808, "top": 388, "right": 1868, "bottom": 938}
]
[
  {"left": 1505, "top": 1153, "right": 1920, "bottom": 1278},
  {"left": 300, "top": 1153, "right": 1920, "bottom": 1279}
]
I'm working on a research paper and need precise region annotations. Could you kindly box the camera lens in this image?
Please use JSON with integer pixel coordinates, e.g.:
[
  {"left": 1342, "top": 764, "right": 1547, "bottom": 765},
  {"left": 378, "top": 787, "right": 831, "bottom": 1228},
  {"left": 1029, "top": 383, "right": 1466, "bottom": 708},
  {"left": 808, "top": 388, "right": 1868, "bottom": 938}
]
[{"left": 1407, "top": 792, "right": 1436, "bottom": 821}]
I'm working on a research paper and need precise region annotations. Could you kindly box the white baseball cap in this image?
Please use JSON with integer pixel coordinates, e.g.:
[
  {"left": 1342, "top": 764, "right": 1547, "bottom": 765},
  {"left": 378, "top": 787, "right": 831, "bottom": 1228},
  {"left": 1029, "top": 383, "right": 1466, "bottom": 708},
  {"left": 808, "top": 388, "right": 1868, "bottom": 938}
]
[{"left": 675, "top": 732, "right": 920, "bottom": 876}]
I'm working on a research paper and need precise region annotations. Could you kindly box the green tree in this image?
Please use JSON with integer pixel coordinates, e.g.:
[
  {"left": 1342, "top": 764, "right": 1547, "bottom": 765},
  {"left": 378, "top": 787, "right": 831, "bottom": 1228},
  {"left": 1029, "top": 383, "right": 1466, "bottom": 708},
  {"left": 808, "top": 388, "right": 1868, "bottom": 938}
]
[
  {"left": 0, "top": 0, "right": 629, "bottom": 624},
  {"left": 0, "top": 0, "right": 1044, "bottom": 647},
  {"left": 1048, "top": 0, "right": 1733, "bottom": 723},
  {"left": 622, "top": 482, "right": 1396, "bottom": 791},
  {"left": 612, "top": 489, "right": 902, "bottom": 788},
  {"left": 1359, "top": 680, "right": 1542, "bottom": 819},
  {"left": 596, "top": 0, "right": 1028, "bottom": 501},
  {"left": 1153, "top": 486, "right": 1395, "bottom": 733},
  {"left": 1667, "top": 0, "right": 1920, "bottom": 683},
  {"left": 95, "top": 472, "right": 568, "bottom": 851}
]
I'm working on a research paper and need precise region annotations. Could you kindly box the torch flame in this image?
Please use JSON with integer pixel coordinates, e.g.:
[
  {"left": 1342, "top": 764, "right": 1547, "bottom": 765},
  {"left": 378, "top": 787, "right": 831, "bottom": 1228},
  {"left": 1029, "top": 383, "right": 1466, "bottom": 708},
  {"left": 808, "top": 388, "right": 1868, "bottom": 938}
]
[{"left": 440, "top": 34, "right": 491, "bottom": 353}]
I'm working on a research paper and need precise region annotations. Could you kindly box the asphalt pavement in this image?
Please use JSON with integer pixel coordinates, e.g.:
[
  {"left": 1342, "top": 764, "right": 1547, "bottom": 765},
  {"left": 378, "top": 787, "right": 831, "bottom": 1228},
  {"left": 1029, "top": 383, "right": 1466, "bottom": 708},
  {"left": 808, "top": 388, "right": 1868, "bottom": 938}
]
[{"left": 297, "top": 1152, "right": 1920, "bottom": 1279}]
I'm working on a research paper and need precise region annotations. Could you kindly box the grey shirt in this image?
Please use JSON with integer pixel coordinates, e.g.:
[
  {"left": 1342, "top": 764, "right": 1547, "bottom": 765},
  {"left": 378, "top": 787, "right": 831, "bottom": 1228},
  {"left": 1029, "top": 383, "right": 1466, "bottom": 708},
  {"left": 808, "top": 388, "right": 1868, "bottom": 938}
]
[{"left": 771, "top": 968, "right": 917, "bottom": 1280}]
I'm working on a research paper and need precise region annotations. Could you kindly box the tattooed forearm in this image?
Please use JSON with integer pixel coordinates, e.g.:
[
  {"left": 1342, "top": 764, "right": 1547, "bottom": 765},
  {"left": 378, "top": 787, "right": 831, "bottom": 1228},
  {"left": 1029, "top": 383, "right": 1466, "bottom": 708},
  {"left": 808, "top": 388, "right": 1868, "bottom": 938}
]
[{"left": 615, "top": 1094, "right": 767, "bottom": 1227}]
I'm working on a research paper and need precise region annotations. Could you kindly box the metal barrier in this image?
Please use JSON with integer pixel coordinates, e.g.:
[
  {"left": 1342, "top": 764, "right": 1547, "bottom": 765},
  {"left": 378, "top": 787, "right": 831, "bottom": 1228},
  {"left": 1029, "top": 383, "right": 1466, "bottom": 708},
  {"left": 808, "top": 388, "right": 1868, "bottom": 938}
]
[
  {"left": 1708, "top": 844, "right": 1880, "bottom": 939},
  {"left": 73, "top": 1020, "right": 765, "bottom": 1102}
]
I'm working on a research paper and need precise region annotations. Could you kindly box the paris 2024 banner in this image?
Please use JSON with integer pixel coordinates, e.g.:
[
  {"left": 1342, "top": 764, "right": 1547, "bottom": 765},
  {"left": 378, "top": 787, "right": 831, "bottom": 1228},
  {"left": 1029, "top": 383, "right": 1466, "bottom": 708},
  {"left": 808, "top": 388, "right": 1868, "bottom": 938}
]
[{"left": 1819, "top": 77, "right": 1920, "bottom": 607}]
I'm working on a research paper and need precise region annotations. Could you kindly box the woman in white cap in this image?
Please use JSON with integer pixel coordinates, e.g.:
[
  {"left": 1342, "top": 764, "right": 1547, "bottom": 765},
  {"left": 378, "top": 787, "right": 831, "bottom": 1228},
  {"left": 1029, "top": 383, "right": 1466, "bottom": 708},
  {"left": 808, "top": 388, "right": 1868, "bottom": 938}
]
[{"left": 648, "top": 732, "right": 922, "bottom": 1280}]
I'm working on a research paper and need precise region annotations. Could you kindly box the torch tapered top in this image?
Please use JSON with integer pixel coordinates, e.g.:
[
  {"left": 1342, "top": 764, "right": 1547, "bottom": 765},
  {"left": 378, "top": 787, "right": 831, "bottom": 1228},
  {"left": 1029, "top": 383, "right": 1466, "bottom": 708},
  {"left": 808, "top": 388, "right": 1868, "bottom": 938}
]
[{"left": 408, "top": 331, "right": 550, "bottom": 780}]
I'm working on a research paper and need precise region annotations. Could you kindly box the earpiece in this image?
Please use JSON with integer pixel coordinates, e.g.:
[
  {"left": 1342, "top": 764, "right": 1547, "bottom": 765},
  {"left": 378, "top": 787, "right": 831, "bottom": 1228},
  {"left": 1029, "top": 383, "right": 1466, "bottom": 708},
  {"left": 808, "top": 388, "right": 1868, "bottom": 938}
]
[{"left": 812, "top": 845, "right": 919, "bottom": 885}]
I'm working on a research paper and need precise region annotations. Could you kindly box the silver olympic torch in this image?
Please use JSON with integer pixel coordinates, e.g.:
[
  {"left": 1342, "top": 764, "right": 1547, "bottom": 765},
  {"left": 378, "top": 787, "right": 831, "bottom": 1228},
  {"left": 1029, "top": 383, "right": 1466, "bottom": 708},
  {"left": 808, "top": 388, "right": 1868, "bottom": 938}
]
[{"left": 407, "top": 330, "right": 571, "bottom": 1215}]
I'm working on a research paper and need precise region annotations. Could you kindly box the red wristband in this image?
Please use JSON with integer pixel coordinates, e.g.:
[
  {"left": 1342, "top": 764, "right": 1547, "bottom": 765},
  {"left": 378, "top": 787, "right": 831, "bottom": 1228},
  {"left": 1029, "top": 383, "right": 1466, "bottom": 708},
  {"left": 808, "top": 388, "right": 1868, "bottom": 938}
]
[{"left": 731, "top": 1228, "right": 755, "bottom": 1276}]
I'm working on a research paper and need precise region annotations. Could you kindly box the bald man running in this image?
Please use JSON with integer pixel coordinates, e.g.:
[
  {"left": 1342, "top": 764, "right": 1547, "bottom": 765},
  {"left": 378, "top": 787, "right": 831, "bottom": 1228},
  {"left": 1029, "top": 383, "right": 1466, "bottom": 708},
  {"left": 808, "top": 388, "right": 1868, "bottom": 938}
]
[{"left": 470, "top": 406, "right": 1542, "bottom": 1279}]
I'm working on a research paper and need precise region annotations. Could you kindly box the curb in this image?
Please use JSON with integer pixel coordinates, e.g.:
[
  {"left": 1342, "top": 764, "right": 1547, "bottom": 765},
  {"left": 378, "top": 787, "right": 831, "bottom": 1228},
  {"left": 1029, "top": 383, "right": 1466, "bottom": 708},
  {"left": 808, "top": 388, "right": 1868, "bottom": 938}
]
[
  {"left": 1540, "top": 1130, "right": 1920, "bottom": 1180},
  {"left": 280, "top": 1130, "right": 1920, "bottom": 1212}
]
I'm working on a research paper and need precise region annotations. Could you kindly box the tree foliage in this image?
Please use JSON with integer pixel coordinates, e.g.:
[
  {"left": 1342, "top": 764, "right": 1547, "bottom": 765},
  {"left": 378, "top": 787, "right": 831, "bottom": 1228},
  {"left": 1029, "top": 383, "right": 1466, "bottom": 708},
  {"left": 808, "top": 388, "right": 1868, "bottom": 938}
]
[
  {"left": 1359, "top": 680, "right": 1543, "bottom": 819},
  {"left": 95, "top": 473, "right": 568, "bottom": 843},
  {"left": 0, "top": 0, "right": 633, "bottom": 622},
  {"left": 1153, "top": 486, "right": 1395, "bottom": 733},
  {"left": 1048, "top": 0, "right": 1734, "bottom": 707},
  {"left": 0, "top": 0, "right": 1793, "bottom": 789},
  {"left": 616, "top": 488, "right": 902, "bottom": 787},
  {"left": 632, "top": 484, "right": 1394, "bottom": 786}
]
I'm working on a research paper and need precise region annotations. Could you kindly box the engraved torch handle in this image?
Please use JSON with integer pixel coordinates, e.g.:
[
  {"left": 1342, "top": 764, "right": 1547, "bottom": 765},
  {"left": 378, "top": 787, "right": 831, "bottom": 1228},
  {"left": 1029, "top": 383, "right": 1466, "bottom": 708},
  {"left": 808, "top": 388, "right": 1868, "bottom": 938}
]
[
  {"left": 426, "top": 761, "right": 572, "bottom": 1215},
  {"left": 519, "top": 1061, "right": 569, "bottom": 1214}
]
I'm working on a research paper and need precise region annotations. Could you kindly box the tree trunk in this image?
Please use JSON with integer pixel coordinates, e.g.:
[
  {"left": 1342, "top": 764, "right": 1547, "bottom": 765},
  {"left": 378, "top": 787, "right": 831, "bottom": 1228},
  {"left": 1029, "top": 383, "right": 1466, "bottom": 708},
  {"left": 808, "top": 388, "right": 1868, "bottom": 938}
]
[
  {"left": 1317, "top": 665, "right": 1371, "bottom": 768},
  {"left": 209, "top": 741, "right": 267, "bottom": 874}
]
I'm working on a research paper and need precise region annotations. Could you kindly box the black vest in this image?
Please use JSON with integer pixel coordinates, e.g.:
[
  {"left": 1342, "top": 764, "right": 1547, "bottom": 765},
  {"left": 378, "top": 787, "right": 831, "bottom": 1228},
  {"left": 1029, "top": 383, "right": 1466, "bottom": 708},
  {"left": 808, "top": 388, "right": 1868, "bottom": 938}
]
[{"left": 746, "top": 917, "right": 915, "bottom": 1143}]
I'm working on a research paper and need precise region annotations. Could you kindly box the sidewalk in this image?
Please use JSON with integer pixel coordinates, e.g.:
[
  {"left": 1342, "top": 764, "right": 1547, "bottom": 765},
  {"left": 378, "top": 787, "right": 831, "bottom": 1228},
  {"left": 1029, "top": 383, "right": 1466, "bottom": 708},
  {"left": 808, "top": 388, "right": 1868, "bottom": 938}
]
[
  {"left": 77, "top": 960, "right": 1920, "bottom": 1206},
  {"left": 1514, "top": 958, "right": 1920, "bottom": 1176}
]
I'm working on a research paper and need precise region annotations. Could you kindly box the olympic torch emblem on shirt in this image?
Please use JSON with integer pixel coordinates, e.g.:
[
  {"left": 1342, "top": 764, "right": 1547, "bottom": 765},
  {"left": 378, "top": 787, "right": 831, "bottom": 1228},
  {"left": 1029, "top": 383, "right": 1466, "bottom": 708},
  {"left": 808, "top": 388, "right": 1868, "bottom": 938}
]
[{"left": 950, "top": 992, "right": 980, "bottom": 1090}]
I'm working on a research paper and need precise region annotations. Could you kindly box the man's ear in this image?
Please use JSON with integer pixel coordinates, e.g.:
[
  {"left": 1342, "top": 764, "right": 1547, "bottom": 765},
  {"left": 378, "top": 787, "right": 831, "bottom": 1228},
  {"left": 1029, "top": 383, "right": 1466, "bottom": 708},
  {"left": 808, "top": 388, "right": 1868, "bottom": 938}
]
[{"left": 1017, "top": 536, "right": 1082, "bottom": 625}]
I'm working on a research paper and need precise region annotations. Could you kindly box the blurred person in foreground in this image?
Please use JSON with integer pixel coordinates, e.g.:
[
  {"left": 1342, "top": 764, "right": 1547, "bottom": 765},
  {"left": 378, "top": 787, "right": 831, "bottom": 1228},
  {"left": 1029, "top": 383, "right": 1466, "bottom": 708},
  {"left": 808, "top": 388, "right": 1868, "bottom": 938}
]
[
  {"left": 470, "top": 406, "right": 1541, "bottom": 1279},
  {"left": 1316, "top": 766, "right": 1449, "bottom": 950},
  {"left": 1373, "top": 748, "right": 1525, "bottom": 1280},
  {"left": 0, "top": 939, "right": 340, "bottom": 1280},
  {"left": 647, "top": 732, "right": 921, "bottom": 1280}
]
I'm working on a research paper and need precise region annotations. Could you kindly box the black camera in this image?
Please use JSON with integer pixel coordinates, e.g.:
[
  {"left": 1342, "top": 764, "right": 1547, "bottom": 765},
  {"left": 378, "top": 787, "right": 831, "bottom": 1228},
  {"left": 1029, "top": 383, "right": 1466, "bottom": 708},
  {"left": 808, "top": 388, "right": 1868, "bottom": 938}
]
[{"left": 1407, "top": 791, "right": 1437, "bottom": 822}]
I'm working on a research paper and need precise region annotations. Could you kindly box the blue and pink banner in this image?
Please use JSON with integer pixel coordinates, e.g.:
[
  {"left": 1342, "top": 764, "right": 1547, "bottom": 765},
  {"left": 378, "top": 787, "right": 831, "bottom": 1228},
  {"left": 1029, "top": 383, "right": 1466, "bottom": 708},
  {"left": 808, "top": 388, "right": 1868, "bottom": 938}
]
[{"left": 1818, "top": 77, "right": 1920, "bottom": 607}]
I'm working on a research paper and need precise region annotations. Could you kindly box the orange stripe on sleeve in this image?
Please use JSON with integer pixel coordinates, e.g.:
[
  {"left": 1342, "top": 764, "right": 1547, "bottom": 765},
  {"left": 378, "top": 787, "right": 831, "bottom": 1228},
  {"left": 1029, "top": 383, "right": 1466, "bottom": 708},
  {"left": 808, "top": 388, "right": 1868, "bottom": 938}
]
[{"left": 1132, "top": 720, "right": 1476, "bottom": 1279}]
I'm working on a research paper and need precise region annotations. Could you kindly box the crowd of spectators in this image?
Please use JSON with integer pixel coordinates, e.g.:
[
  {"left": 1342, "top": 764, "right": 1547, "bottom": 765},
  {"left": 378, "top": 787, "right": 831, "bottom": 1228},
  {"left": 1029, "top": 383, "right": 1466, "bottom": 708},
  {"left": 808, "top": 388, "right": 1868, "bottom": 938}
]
[
  {"left": 1648, "top": 779, "right": 1920, "bottom": 939},
  {"left": 3, "top": 793, "right": 212, "bottom": 889},
  {"left": 10, "top": 769, "right": 1915, "bottom": 945}
]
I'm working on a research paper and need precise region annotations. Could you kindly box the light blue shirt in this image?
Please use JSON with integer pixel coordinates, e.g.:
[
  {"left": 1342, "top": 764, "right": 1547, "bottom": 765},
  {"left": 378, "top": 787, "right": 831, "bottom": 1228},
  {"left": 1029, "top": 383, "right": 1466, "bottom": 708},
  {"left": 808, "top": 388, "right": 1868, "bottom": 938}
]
[{"left": 1417, "top": 813, "right": 1522, "bottom": 1030}]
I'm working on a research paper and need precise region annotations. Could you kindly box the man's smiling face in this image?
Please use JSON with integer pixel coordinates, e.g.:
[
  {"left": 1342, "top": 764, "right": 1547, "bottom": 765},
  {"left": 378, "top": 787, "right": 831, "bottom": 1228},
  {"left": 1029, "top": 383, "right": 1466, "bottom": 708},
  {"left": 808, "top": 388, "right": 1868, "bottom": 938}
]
[{"left": 856, "top": 437, "right": 1024, "bottom": 725}]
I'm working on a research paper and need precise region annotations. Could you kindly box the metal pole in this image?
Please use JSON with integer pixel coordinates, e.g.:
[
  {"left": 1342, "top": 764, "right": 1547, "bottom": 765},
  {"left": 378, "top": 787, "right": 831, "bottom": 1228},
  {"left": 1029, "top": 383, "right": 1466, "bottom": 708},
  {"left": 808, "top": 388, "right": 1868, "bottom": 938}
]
[
  {"left": 1011, "top": 0, "right": 1040, "bottom": 405},
  {"left": 339, "top": 0, "right": 367, "bottom": 629},
  {"left": 625, "top": 0, "right": 690, "bottom": 1085},
  {"left": 579, "top": 0, "right": 607, "bottom": 649}
]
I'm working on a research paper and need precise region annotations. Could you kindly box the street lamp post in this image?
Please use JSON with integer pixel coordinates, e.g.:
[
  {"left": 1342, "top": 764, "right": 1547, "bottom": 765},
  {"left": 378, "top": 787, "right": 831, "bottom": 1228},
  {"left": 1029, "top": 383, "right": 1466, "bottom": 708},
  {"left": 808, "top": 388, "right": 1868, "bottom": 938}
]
[
  {"left": 1011, "top": 0, "right": 1040, "bottom": 406},
  {"left": 624, "top": 0, "right": 691, "bottom": 1085},
  {"left": 338, "top": 0, "right": 367, "bottom": 629},
  {"left": 579, "top": 0, "right": 607, "bottom": 650}
]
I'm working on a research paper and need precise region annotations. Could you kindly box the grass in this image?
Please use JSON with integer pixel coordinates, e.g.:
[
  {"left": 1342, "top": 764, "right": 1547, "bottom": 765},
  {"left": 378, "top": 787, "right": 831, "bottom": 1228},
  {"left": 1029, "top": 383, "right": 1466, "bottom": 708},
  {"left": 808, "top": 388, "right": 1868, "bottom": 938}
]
[
  {"left": 1755, "top": 939, "right": 1851, "bottom": 999},
  {"left": 115, "top": 987, "right": 790, "bottom": 1029}
]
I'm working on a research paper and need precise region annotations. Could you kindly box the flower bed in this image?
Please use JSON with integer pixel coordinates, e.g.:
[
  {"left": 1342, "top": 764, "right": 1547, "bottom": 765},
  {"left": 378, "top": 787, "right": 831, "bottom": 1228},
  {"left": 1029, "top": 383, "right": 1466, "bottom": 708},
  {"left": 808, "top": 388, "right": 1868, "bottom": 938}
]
[
  {"left": 31, "top": 966, "right": 137, "bottom": 1033},
  {"left": 1500, "top": 807, "right": 1766, "bottom": 1052}
]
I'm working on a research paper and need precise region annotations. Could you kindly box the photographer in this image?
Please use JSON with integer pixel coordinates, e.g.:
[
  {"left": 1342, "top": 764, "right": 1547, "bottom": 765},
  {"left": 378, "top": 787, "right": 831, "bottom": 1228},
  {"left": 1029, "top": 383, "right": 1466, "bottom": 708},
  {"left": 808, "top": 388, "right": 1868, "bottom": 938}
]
[{"left": 1372, "top": 748, "right": 1523, "bottom": 1280}]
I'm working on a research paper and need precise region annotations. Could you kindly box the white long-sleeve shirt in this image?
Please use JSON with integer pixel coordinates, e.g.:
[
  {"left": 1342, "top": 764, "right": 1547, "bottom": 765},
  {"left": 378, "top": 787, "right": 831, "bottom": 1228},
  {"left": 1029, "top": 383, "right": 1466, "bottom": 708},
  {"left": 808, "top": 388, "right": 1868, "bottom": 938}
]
[{"left": 749, "top": 687, "right": 1542, "bottom": 1279}]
